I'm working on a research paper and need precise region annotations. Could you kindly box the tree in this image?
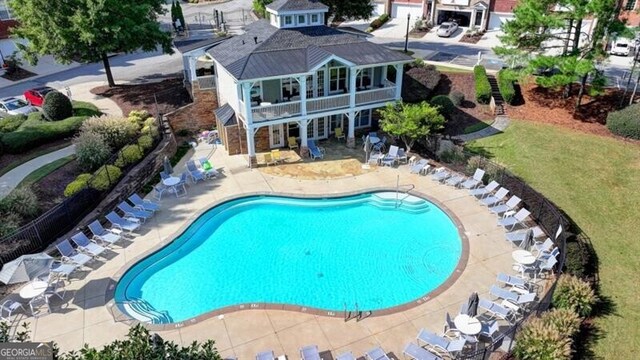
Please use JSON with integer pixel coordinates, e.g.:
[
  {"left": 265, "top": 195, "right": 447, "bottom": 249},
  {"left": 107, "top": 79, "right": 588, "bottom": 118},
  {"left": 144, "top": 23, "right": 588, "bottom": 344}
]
[
  {"left": 8, "top": 0, "right": 173, "bottom": 87},
  {"left": 252, "top": 0, "right": 273, "bottom": 18},
  {"left": 174, "top": 0, "right": 186, "bottom": 31},
  {"left": 323, "top": 0, "right": 373, "bottom": 24},
  {"left": 378, "top": 101, "right": 445, "bottom": 153},
  {"left": 171, "top": 1, "right": 177, "bottom": 26}
]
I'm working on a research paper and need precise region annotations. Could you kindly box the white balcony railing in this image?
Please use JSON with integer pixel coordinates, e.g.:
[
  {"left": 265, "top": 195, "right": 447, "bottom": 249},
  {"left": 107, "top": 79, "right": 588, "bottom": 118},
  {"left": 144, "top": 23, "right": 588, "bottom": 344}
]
[
  {"left": 252, "top": 101, "right": 301, "bottom": 122},
  {"left": 355, "top": 87, "right": 396, "bottom": 106},
  {"left": 307, "top": 93, "right": 350, "bottom": 113},
  {"left": 197, "top": 75, "right": 216, "bottom": 90}
]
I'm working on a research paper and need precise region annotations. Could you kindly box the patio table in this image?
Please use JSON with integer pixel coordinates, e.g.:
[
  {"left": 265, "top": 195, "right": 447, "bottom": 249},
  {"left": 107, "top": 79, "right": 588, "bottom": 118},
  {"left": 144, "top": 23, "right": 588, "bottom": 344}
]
[
  {"left": 19, "top": 280, "right": 47, "bottom": 300},
  {"left": 454, "top": 314, "right": 482, "bottom": 335},
  {"left": 512, "top": 250, "right": 536, "bottom": 265},
  {"left": 162, "top": 177, "right": 180, "bottom": 187},
  {"left": 369, "top": 136, "right": 380, "bottom": 144}
]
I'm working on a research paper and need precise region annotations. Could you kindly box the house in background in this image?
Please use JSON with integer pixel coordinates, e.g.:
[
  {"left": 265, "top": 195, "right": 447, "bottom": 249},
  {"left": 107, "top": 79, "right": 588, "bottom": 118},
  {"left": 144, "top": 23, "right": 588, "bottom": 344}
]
[
  {"left": 379, "top": 0, "right": 489, "bottom": 30},
  {"left": 0, "top": 0, "right": 17, "bottom": 41},
  {"left": 201, "top": 0, "right": 412, "bottom": 166},
  {"left": 619, "top": 0, "right": 640, "bottom": 26}
]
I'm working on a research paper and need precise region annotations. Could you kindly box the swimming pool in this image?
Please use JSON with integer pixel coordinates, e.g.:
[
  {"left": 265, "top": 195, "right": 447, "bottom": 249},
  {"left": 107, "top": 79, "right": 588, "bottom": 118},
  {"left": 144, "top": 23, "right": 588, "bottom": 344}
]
[{"left": 114, "top": 192, "right": 463, "bottom": 323}]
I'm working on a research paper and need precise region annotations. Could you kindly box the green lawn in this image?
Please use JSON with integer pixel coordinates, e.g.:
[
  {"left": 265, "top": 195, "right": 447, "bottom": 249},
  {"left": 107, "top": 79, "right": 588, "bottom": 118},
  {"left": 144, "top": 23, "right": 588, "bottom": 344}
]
[
  {"left": 16, "top": 155, "right": 75, "bottom": 188},
  {"left": 435, "top": 65, "right": 473, "bottom": 73},
  {"left": 467, "top": 120, "right": 640, "bottom": 359}
]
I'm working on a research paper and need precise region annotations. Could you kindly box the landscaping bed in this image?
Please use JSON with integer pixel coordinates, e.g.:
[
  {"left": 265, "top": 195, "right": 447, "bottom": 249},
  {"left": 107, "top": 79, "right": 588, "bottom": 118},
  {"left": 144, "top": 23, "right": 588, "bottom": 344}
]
[
  {"left": 0, "top": 139, "right": 70, "bottom": 176},
  {"left": 32, "top": 159, "right": 84, "bottom": 211},
  {"left": 0, "top": 66, "right": 36, "bottom": 81},
  {"left": 90, "top": 77, "right": 191, "bottom": 116},
  {"left": 459, "top": 32, "right": 484, "bottom": 44}
]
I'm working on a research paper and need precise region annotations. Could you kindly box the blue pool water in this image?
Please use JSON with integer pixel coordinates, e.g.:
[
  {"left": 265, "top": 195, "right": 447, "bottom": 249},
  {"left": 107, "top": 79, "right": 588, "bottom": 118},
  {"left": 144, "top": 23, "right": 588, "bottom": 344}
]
[{"left": 115, "top": 192, "right": 462, "bottom": 323}]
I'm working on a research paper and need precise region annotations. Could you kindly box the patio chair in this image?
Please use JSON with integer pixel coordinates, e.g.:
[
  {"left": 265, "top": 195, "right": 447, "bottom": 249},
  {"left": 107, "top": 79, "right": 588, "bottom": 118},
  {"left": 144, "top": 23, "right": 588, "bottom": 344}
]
[
  {"left": 152, "top": 184, "right": 168, "bottom": 201},
  {"left": 416, "top": 329, "right": 466, "bottom": 358},
  {"left": 478, "top": 298, "right": 516, "bottom": 324},
  {"left": 531, "top": 238, "right": 553, "bottom": 255},
  {"left": 42, "top": 274, "right": 66, "bottom": 301},
  {"left": 513, "top": 256, "right": 558, "bottom": 281},
  {"left": 365, "top": 347, "right": 391, "bottom": 360},
  {"left": 505, "top": 226, "right": 544, "bottom": 244},
  {"left": 480, "top": 187, "right": 509, "bottom": 207},
  {"left": 496, "top": 273, "right": 532, "bottom": 291},
  {"left": 117, "top": 201, "right": 153, "bottom": 222},
  {"left": 410, "top": 159, "right": 429, "bottom": 174},
  {"left": 373, "top": 136, "right": 387, "bottom": 152},
  {"left": 443, "top": 312, "right": 461, "bottom": 338},
  {"left": 489, "top": 195, "right": 521, "bottom": 215},
  {"left": 56, "top": 239, "right": 92, "bottom": 267},
  {"left": 199, "top": 157, "right": 219, "bottom": 178},
  {"left": 187, "top": 161, "right": 206, "bottom": 183},
  {"left": 381, "top": 145, "right": 399, "bottom": 167},
  {"left": 289, "top": 136, "right": 299, "bottom": 149},
  {"left": 106, "top": 211, "right": 141, "bottom": 234},
  {"left": 402, "top": 343, "right": 442, "bottom": 360},
  {"left": 28, "top": 294, "right": 50, "bottom": 316},
  {"left": 256, "top": 351, "right": 275, "bottom": 360},
  {"left": 397, "top": 148, "right": 408, "bottom": 164},
  {"left": 334, "top": 128, "right": 345, "bottom": 141},
  {"left": 0, "top": 300, "right": 25, "bottom": 323},
  {"left": 336, "top": 353, "right": 355, "bottom": 360},
  {"left": 300, "top": 345, "right": 321, "bottom": 360},
  {"left": 498, "top": 208, "right": 530, "bottom": 230},
  {"left": 431, "top": 167, "right": 451, "bottom": 182},
  {"left": 128, "top": 194, "right": 160, "bottom": 212},
  {"left": 173, "top": 172, "right": 189, "bottom": 197},
  {"left": 445, "top": 173, "right": 465, "bottom": 187},
  {"left": 461, "top": 168, "right": 485, "bottom": 189},
  {"left": 469, "top": 180, "right": 499, "bottom": 198},
  {"left": 539, "top": 247, "right": 559, "bottom": 261},
  {"left": 308, "top": 139, "right": 325, "bottom": 160},
  {"left": 49, "top": 260, "right": 77, "bottom": 281},
  {"left": 160, "top": 171, "right": 170, "bottom": 180},
  {"left": 71, "top": 232, "right": 107, "bottom": 258},
  {"left": 264, "top": 153, "right": 277, "bottom": 166},
  {"left": 478, "top": 320, "right": 500, "bottom": 342}
]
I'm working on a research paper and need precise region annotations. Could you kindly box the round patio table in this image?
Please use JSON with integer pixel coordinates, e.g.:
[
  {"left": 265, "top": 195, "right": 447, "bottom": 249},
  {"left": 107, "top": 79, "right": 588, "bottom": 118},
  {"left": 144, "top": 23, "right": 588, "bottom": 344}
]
[
  {"left": 162, "top": 176, "right": 180, "bottom": 187},
  {"left": 369, "top": 136, "right": 380, "bottom": 144},
  {"left": 512, "top": 250, "right": 536, "bottom": 265},
  {"left": 19, "top": 280, "right": 48, "bottom": 300},
  {"left": 454, "top": 314, "right": 482, "bottom": 335}
]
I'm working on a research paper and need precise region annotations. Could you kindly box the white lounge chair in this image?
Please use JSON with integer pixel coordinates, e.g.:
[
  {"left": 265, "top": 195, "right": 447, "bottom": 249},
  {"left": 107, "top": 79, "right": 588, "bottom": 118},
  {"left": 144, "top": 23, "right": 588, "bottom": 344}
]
[
  {"left": 489, "top": 195, "right": 521, "bottom": 215},
  {"left": 478, "top": 298, "right": 516, "bottom": 324},
  {"left": 431, "top": 167, "right": 450, "bottom": 182},
  {"left": 416, "top": 329, "right": 466, "bottom": 358},
  {"left": 56, "top": 240, "right": 92, "bottom": 267},
  {"left": 505, "top": 226, "right": 544, "bottom": 243},
  {"left": 470, "top": 180, "right": 499, "bottom": 198},
  {"left": 49, "top": 260, "right": 77, "bottom": 281},
  {"left": 365, "top": 347, "right": 391, "bottom": 360},
  {"left": 496, "top": 273, "right": 532, "bottom": 291},
  {"left": 461, "top": 168, "right": 485, "bottom": 189},
  {"left": 71, "top": 232, "right": 107, "bottom": 258},
  {"left": 480, "top": 187, "right": 509, "bottom": 207},
  {"left": 498, "top": 208, "right": 530, "bottom": 230},
  {"left": 106, "top": 212, "right": 141, "bottom": 234},
  {"left": 128, "top": 194, "right": 160, "bottom": 212},
  {"left": 335, "top": 353, "right": 355, "bottom": 360},
  {"left": 381, "top": 145, "right": 400, "bottom": 167},
  {"left": 445, "top": 173, "right": 465, "bottom": 187},
  {"left": 88, "top": 220, "right": 122, "bottom": 247},
  {"left": 402, "top": 342, "right": 442, "bottom": 360},
  {"left": 256, "top": 351, "right": 275, "bottom": 360},
  {"left": 410, "top": 159, "right": 428, "bottom": 174},
  {"left": 300, "top": 345, "right": 321, "bottom": 360}
]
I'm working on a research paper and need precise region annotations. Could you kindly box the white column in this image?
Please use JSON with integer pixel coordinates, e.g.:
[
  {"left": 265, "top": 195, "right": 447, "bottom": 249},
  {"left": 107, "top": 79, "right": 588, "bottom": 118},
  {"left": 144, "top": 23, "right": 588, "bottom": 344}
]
[
  {"left": 480, "top": 11, "right": 486, "bottom": 31},
  {"left": 189, "top": 57, "right": 198, "bottom": 83},
  {"left": 241, "top": 82, "right": 253, "bottom": 124},
  {"left": 312, "top": 72, "right": 318, "bottom": 98},
  {"left": 324, "top": 65, "right": 330, "bottom": 96},
  {"left": 430, "top": 0, "right": 437, "bottom": 24},
  {"left": 394, "top": 64, "right": 403, "bottom": 100},
  {"left": 346, "top": 110, "right": 356, "bottom": 148},
  {"left": 470, "top": 10, "right": 477, "bottom": 29},
  {"left": 299, "top": 76, "right": 307, "bottom": 116},
  {"left": 349, "top": 67, "right": 357, "bottom": 108},
  {"left": 382, "top": 66, "right": 388, "bottom": 86},
  {"left": 246, "top": 126, "right": 256, "bottom": 167}
]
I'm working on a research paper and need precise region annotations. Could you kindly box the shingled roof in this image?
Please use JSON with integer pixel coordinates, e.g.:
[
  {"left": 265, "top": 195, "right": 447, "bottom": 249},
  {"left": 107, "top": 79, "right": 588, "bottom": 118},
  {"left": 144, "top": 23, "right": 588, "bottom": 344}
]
[
  {"left": 266, "top": 0, "right": 328, "bottom": 12},
  {"left": 208, "top": 20, "right": 412, "bottom": 80}
]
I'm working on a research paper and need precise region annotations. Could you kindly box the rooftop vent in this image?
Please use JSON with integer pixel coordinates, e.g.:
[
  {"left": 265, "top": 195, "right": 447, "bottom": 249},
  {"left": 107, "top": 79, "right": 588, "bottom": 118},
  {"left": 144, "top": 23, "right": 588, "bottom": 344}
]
[{"left": 254, "top": 36, "right": 258, "bottom": 44}]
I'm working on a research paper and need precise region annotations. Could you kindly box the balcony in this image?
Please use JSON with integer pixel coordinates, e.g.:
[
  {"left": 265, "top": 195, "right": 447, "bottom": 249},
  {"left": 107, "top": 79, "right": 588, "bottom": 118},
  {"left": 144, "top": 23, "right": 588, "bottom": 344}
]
[{"left": 355, "top": 87, "right": 396, "bottom": 106}]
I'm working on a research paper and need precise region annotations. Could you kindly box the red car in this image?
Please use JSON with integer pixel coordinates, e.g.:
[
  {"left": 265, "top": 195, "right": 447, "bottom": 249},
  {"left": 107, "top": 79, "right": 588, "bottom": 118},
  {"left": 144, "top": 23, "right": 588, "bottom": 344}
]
[{"left": 23, "top": 86, "right": 58, "bottom": 107}]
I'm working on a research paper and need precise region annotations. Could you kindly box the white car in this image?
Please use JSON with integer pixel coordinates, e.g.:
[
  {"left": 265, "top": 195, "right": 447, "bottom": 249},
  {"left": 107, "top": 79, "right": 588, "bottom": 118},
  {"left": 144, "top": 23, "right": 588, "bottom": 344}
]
[
  {"left": 0, "top": 97, "right": 38, "bottom": 116},
  {"left": 610, "top": 39, "right": 630, "bottom": 56},
  {"left": 437, "top": 22, "right": 459, "bottom": 38}
]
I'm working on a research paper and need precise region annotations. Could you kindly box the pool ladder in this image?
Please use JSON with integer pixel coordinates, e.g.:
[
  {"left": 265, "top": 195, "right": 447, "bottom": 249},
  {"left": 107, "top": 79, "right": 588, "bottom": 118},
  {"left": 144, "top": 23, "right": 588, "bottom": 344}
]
[{"left": 344, "top": 302, "right": 372, "bottom": 322}]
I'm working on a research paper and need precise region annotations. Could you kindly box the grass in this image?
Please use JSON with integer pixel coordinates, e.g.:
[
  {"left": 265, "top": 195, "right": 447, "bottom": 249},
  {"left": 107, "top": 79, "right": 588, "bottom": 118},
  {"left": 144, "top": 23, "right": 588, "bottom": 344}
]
[
  {"left": 463, "top": 121, "right": 491, "bottom": 134},
  {"left": 0, "top": 142, "right": 72, "bottom": 177},
  {"left": 16, "top": 155, "right": 75, "bottom": 188},
  {"left": 467, "top": 120, "right": 640, "bottom": 359},
  {"left": 435, "top": 64, "right": 473, "bottom": 73}
]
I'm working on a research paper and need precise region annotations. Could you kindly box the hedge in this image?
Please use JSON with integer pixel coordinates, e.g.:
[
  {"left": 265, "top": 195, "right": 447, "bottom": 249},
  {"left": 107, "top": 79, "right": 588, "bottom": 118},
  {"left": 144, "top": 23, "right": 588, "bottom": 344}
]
[
  {"left": 473, "top": 65, "right": 491, "bottom": 104},
  {"left": 497, "top": 69, "right": 516, "bottom": 105},
  {"left": 64, "top": 173, "right": 92, "bottom": 197},
  {"left": 430, "top": 95, "right": 455, "bottom": 117},
  {"left": 43, "top": 91, "right": 73, "bottom": 121},
  {"left": 0, "top": 114, "right": 87, "bottom": 153},
  {"left": 137, "top": 135, "right": 154, "bottom": 150},
  {"left": 606, "top": 103, "right": 640, "bottom": 139},
  {"left": 89, "top": 165, "right": 122, "bottom": 191},
  {"left": 0, "top": 114, "right": 27, "bottom": 133},
  {"left": 369, "top": 13, "right": 390, "bottom": 30},
  {"left": 114, "top": 144, "right": 144, "bottom": 167}
]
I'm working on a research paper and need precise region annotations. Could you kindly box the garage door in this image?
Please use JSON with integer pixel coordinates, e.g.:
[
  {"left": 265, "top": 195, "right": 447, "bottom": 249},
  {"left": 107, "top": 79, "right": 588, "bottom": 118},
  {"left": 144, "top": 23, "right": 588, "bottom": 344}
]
[
  {"left": 373, "top": 3, "right": 386, "bottom": 16},
  {"left": 488, "top": 12, "right": 514, "bottom": 30},
  {"left": 391, "top": 4, "right": 424, "bottom": 19}
]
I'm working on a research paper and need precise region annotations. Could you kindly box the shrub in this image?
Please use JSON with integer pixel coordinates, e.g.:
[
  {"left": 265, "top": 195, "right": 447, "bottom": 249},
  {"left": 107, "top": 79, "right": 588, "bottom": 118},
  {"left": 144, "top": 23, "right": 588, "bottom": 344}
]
[
  {"left": 513, "top": 317, "right": 572, "bottom": 360},
  {"left": 0, "top": 114, "right": 27, "bottom": 133},
  {"left": 74, "top": 132, "right": 112, "bottom": 171},
  {"left": 552, "top": 275, "right": 597, "bottom": 317},
  {"left": 114, "top": 144, "right": 144, "bottom": 167},
  {"left": 71, "top": 100, "right": 101, "bottom": 117},
  {"left": 128, "top": 110, "right": 151, "bottom": 126},
  {"left": 465, "top": 155, "right": 486, "bottom": 176},
  {"left": 541, "top": 308, "right": 582, "bottom": 338},
  {"left": 402, "top": 65, "right": 442, "bottom": 103},
  {"left": 606, "top": 104, "right": 640, "bottom": 139},
  {"left": 42, "top": 91, "right": 73, "bottom": 121},
  {"left": 497, "top": 69, "right": 516, "bottom": 105},
  {"left": 141, "top": 118, "right": 159, "bottom": 139},
  {"left": 473, "top": 65, "right": 491, "bottom": 104},
  {"left": 370, "top": 13, "right": 390, "bottom": 30},
  {"left": 89, "top": 165, "right": 122, "bottom": 191},
  {"left": 0, "top": 113, "right": 87, "bottom": 154},
  {"left": 138, "top": 135, "right": 154, "bottom": 151},
  {"left": 450, "top": 90, "right": 465, "bottom": 106},
  {"left": 0, "top": 186, "right": 39, "bottom": 218},
  {"left": 439, "top": 148, "right": 467, "bottom": 165},
  {"left": 0, "top": 212, "right": 21, "bottom": 237},
  {"left": 430, "top": 95, "right": 455, "bottom": 117},
  {"left": 81, "top": 115, "right": 139, "bottom": 150},
  {"left": 64, "top": 173, "right": 92, "bottom": 197}
]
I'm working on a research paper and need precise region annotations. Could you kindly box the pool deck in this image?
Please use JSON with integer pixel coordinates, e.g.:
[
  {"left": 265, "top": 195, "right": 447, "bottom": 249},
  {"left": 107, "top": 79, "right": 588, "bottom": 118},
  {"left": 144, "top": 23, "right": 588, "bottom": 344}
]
[{"left": 7, "top": 142, "right": 549, "bottom": 357}]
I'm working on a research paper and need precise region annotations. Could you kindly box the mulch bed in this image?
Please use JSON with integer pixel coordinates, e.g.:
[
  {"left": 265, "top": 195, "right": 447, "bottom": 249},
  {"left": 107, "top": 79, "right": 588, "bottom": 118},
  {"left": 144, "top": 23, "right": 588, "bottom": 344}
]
[
  {"left": 459, "top": 33, "right": 484, "bottom": 44},
  {"left": 32, "top": 160, "right": 84, "bottom": 214},
  {"left": 0, "top": 139, "right": 71, "bottom": 174},
  {"left": 409, "top": 28, "right": 430, "bottom": 38},
  {"left": 1, "top": 66, "right": 36, "bottom": 81},
  {"left": 90, "top": 77, "right": 191, "bottom": 117},
  {"left": 434, "top": 73, "right": 495, "bottom": 136}
]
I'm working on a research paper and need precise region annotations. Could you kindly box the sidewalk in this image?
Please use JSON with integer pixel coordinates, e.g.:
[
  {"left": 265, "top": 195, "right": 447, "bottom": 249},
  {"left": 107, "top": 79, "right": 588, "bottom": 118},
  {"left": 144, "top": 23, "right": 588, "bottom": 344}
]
[{"left": 66, "top": 81, "right": 124, "bottom": 117}]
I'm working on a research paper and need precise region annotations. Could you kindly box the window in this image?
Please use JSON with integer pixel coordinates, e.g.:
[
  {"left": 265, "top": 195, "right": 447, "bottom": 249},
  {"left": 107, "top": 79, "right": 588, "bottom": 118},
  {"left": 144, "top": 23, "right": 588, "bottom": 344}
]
[
  {"left": 282, "top": 78, "right": 301, "bottom": 100},
  {"left": 357, "top": 68, "right": 372, "bottom": 89},
  {"left": 355, "top": 109, "right": 371, "bottom": 128},
  {"left": 330, "top": 114, "right": 344, "bottom": 133},
  {"left": 311, "top": 14, "right": 319, "bottom": 23},
  {"left": 329, "top": 67, "right": 347, "bottom": 92},
  {"left": 298, "top": 15, "right": 306, "bottom": 24},
  {"left": 0, "top": 0, "right": 11, "bottom": 20},
  {"left": 284, "top": 16, "right": 292, "bottom": 25},
  {"left": 626, "top": 0, "right": 637, "bottom": 9}
]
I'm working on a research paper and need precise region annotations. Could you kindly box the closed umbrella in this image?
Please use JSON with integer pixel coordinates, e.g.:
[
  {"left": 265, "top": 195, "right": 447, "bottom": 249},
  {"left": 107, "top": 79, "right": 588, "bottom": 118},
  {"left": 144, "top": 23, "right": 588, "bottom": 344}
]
[
  {"left": 520, "top": 229, "right": 534, "bottom": 250},
  {"left": 363, "top": 135, "right": 371, "bottom": 164},
  {"left": 163, "top": 156, "right": 173, "bottom": 175},
  {"left": 0, "top": 253, "right": 54, "bottom": 285},
  {"left": 466, "top": 292, "right": 479, "bottom": 317}
]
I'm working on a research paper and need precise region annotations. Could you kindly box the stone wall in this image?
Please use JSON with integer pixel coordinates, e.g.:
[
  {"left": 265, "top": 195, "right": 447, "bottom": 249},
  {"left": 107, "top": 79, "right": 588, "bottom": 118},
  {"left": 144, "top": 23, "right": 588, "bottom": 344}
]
[
  {"left": 255, "top": 127, "right": 270, "bottom": 152},
  {"left": 166, "top": 84, "right": 218, "bottom": 133}
]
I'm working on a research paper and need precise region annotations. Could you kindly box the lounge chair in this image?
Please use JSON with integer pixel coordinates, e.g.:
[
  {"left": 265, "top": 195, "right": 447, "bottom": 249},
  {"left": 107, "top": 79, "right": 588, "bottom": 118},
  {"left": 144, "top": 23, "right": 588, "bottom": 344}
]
[
  {"left": 381, "top": 145, "right": 399, "bottom": 167},
  {"left": 489, "top": 195, "right": 521, "bottom": 215},
  {"left": 56, "top": 240, "right": 92, "bottom": 267},
  {"left": 187, "top": 161, "right": 206, "bottom": 183},
  {"left": 397, "top": 148, "right": 408, "bottom": 164},
  {"left": 469, "top": 180, "right": 499, "bottom": 198},
  {"left": 365, "top": 347, "right": 391, "bottom": 360},
  {"left": 199, "top": 157, "right": 219, "bottom": 178},
  {"left": 336, "top": 353, "right": 355, "bottom": 360},
  {"left": 431, "top": 167, "right": 451, "bottom": 182},
  {"left": 334, "top": 128, "right": 345, "bottom": 141},
  {"left": 300, "top": 345, "right": 321, "bottom": 360},
  {"left": 498, "top": 208, "right": 530, "bottom": 230},
  {"left": 416, "top": 329, "right": 466, "bottom": 358},
  {"left": 289, "top": 136, "right": 299, "bottom": 149},
  {"left": 505, "top": 226, "right": 544, "bottom": 243},
  {"left": 461, "top": 169, "right": 485, "bottom": 189},
  {"left": 49, "top": 260, "right": 78, "bottom": 281},
  {"left": 410, "top": 159, "right": 428, "bottom": 174},
  {"left": 445, "top": 173, "right": 465, "bottom": 187},
  {"left": 71, "top": 232, "right": 107, "bottom": 258},
  {"left": 478, "top": 298, "right": 516, "bottom": 323},
  {"left": 117, "top": 202, "right": 153, "bottom": 222},
  {"left": 308, "top": 140, "right": 325, "bottom": 160},
  {"left": 496, "top": 273, "right": 532, "bottom": 291},
  {"left": 128, "top": 194, "right": 160, "bottom": 212},
  {"left": 480, "top": 187, "right": 509, "bottom": 207},
  {"left": 256, "top": 351, "right": 275, "bottom": 360},
  {"left": 514, "top": 256, "right": 558, "bottom": 281},
  {"left": 402, "top": 343, "right": 442, "bottom": 360},
  {"left": 106, "top": 211, "right": 141, "bottom": 233},
  {"left": 264, "top": 153, "right": 276, "bottom": 166},
  {"left": 490, "top": 285, "right": 520, "bottom": 303}
]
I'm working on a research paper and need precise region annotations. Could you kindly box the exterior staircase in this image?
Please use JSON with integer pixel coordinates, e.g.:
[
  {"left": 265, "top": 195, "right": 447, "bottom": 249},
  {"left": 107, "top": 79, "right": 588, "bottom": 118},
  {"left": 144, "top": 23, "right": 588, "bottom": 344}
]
[{"left": 487, "top": 75, "right": 506, "bottom": 116}]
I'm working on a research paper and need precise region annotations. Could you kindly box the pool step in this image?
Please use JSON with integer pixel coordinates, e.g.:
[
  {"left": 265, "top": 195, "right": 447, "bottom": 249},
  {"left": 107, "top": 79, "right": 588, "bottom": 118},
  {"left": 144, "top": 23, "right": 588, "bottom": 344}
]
[{"left": 121, "top": 298, "right": 173, "bottom": 324}]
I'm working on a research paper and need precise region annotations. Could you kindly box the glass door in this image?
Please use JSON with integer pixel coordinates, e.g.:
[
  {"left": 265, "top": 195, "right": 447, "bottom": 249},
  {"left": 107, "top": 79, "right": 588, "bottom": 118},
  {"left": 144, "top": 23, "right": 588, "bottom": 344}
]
[
  {"left": 317, "top": 117, "right": 328, "bottom": 139},
  {"left": 269, "top": 124, "right": 284, "bottom": 148}
]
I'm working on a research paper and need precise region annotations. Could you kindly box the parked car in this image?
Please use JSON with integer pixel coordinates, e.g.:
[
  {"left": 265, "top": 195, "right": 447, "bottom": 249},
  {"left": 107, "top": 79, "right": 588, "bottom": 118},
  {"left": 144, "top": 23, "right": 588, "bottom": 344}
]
[
  {"left": 437, "top": 22, "right": 459, "bottom": 37},
  {"left": 0, "top": 97, "right": 38, "bottom": 116},
  {"left": 23, "top": 86, "right": 58, "bottom": 106},
  {"left": 610, "top": 39, "right": 630, "bottom": 56}
]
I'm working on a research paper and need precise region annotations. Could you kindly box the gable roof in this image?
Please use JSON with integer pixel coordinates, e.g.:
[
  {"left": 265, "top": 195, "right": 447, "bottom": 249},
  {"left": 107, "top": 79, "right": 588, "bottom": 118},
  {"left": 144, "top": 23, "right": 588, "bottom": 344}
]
[
  {"left": 208, "top": 20, "right": 412, "bottom": 80},
  {"left": 267, "top": 0, "right": 328, "bottom": 12},
  {"left": 173, "top": 36, "right": 230, "bottom": 54},
  {"left": 214, "top": 104, "right": 237, "bottom": 126}
]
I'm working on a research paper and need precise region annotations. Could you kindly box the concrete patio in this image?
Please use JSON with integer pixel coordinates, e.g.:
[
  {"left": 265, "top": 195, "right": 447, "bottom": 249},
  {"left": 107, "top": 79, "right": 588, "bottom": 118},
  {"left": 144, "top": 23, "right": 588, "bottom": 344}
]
[{"left": 5, "top": 140, "right": 549, "bottom": 358}]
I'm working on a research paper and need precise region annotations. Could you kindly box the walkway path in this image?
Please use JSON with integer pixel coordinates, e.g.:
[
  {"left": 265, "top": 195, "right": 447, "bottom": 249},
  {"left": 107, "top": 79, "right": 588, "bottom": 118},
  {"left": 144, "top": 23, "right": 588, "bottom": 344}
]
[{"left": 454, "top": 115, "right": 511, "bottom": 142}]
